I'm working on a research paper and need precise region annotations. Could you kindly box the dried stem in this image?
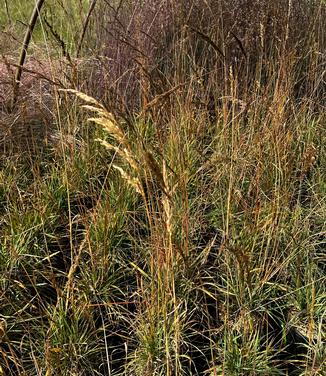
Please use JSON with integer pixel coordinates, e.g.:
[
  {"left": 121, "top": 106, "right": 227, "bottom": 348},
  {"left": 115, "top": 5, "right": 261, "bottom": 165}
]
[{"left": 11, "top": 0, "right": 46, "bottom": 111}]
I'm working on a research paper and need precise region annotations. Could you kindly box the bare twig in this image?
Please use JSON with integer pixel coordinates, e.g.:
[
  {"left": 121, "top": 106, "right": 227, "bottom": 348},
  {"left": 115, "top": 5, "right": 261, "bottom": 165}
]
[
  {"left": 8, "top": 62, "right": 65, "bottom": 88},
  {"left": 4, "top": 0, "right": 11, "bottom": 24},
  {"left": 11, "top": 0, "right": 46, "bottom": 111}
]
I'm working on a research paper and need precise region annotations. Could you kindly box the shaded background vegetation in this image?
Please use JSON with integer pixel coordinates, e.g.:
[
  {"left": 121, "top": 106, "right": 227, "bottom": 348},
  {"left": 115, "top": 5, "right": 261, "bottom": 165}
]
[{"left": 0, "top": 0, "right": 325, "bottom": 375}]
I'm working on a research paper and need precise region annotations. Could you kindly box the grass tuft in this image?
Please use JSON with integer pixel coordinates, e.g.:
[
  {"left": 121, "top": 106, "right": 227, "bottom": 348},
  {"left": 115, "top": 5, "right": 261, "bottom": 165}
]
[{"left": 0, "top": 1, "right": 325, "bottom": 375}]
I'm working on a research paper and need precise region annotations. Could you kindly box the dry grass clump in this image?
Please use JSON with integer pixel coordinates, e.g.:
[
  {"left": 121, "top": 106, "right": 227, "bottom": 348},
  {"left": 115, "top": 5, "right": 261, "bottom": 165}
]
[
  {"left": 0, "top": 55, "right": 98, "bottom": 157},
  {"left": 88, "top": 0, "right": 325, "bottom": 117},
  {"left": 0, "top": 1, "right": 325, "bottom": 375},
  {"left": 0, "top": 57, "right": 58, "bottom": 157}
]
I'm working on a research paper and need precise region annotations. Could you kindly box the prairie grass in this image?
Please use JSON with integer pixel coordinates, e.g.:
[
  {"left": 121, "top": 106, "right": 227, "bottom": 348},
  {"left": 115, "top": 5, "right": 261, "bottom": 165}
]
[{"left": 0, "top": 0, "right": 325, "bottom": 375}]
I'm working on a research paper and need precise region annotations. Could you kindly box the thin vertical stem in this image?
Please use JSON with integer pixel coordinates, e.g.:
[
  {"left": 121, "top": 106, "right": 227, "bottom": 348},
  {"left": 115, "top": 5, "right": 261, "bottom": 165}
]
[
  {"left": 4, "top": 0, "right": 11, "bottom": 24},
  {"left": 76, "top": 0, "right": 97, "bottom": 58},
  {"left": 11, "top": 0, "right": 46, "bottom": 111}
]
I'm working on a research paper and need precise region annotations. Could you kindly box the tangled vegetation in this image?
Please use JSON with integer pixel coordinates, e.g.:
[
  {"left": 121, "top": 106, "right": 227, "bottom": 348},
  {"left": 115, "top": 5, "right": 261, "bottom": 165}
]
[{"left": 0, "top": 1, "right": 325, "bottom": 375}]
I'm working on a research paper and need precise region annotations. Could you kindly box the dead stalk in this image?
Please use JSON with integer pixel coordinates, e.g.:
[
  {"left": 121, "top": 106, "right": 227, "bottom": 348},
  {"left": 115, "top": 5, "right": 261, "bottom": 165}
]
[{"left": 11, "top": 0, "right": 46, "bottom": 111}]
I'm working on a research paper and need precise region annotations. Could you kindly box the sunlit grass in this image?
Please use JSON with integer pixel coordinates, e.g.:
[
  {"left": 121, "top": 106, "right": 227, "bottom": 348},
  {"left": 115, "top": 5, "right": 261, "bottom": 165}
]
[{"left": 0, "top": 0, "right": 325, "bottom": 375}]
